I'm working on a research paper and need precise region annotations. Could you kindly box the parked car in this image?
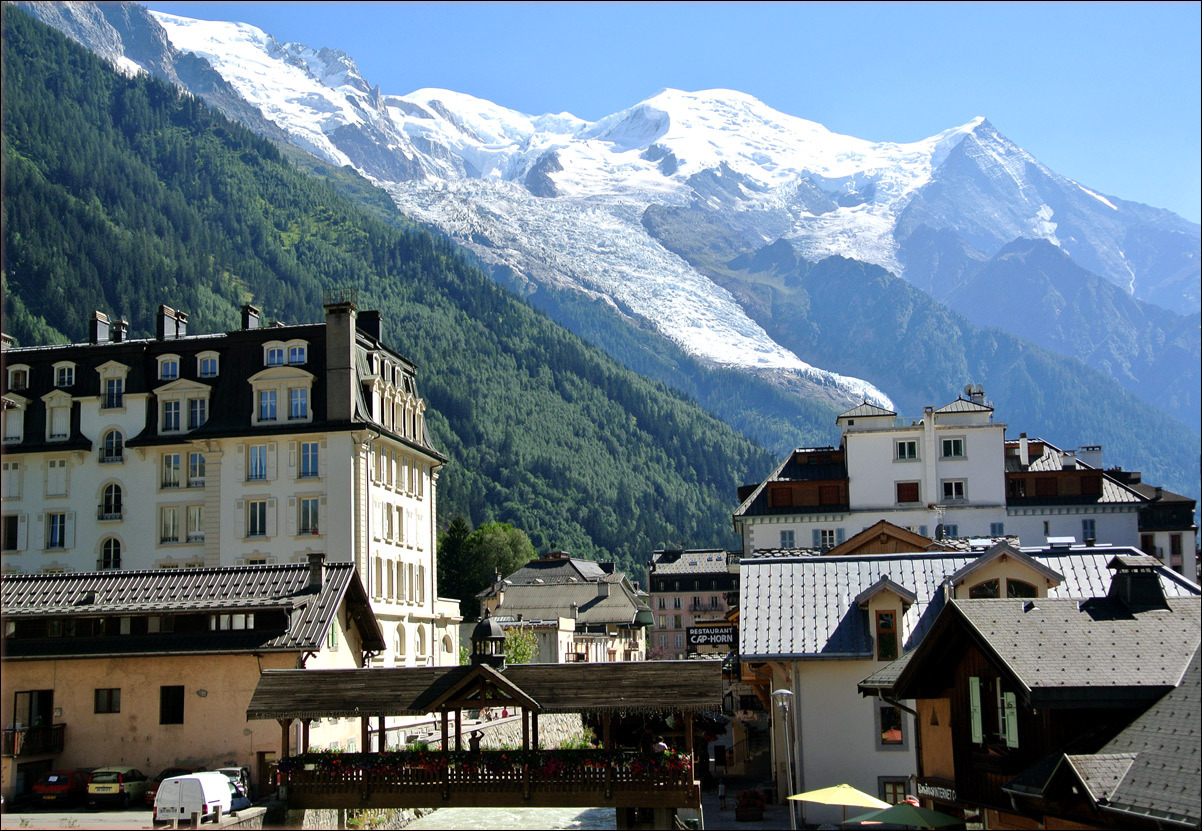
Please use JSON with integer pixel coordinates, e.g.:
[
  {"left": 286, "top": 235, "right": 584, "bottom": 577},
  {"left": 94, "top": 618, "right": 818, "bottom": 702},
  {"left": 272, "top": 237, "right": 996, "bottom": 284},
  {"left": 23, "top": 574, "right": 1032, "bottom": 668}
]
[
  {"left": 87, "top": 766, "right": 150, "bottom": 808},
  {"left": 33, "top": 769, "right": 93, "bottom": 807},
  {"left": 213, "top": 766, "right": 251, "bottom": 800},
  {"left": 146, "top": 766, "right": 200, "bottom": 806},
  {"left": 152, "top": 772, "right": 231, "bottom": 824}
]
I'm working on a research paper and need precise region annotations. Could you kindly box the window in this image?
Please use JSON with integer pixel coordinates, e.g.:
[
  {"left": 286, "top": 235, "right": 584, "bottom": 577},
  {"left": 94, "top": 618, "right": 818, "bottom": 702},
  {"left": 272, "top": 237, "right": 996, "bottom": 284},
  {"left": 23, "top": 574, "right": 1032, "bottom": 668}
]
[
  {"left": 300, "top": 498, "right": 319, "bottom": 534},
  {"left": 100, "top": 484, "right": 122, "bottom": 519},
  {"left": 288, "top": 345, "right": 307, "bottom": 365},
  {"left": 941, "top": 437, "right": 965, "bottom": 458},
  {"left": 877, "top": 703, "right": 905, "bottom": 748},
  {"left": 895, "top": 482, "right": 920, "bottom": 503},
  {"left": 248, "top": 445, "right": 268, "bottom": 481},
  {"left": 100, "top": 430, "right": 123, "bottom": 463},
  {"left": 147, "top": 616, "right": 174, "bottom": 634},
  {"left": 102, "top": 378, "right": 124, "bottom": 409},
  {"left": 880, "top": 778, "right": 909, "bottom": 804},
  {"left": 188, "top": 453, "right": 206, "bottom": 487},
  {"left": 258, "top": 390, "right": 277, "bottom": 422},
  {"left": 942, "top": 480, "right": 966, "bottom": 501},
  {"left": 160, "top": 507, "right": 179, "bottom": 543},
  {"left": 186, "top": 506, "right": 204, "bottom": 543},
  {"left": 672, "top": 597, "right": 682, "bottom": 610},
  {"left": 2, "top": 461, "right": 20, "bottom": 499},
  {"left": 299, "top": 442, "right": 319, "bottom": 478},
  {"left": 46, "top": 512, "right": 67, "bottom": 549},
  {"left": 2, "top": 515, "right": 25, "bottom": 552},
  {"left": 198, "top": 355, "right": 219, "bottom": 378},
  {"left": 159, "top": 359, "right": 179, "bottom": 381},
  {"left": 247, "top": 500, "right": 267, "bottom": 537},
  {"left": 943, "top": 523, "right": 959, "bottom": 537},
  {"left": 8, "top": 367, "right": 28, "bottom": 389},
  {"left": 969, "top": 579, "right": 999, "bottom": 598},
  {"left": 94, "top": 688, "right": 121, "bottom": 714},
  {"left": 100, "top": 538, "right": 121, "bottom": 569},
  {"left": 55, "top": 365, "right": 75, "bottom": 387},
  {"left": 162, "top": 400, "right": 181, "bottom": 432},
  {"left": 162, "top": 454, "right": 181, "bottom": 488},
  {"left": 266, "top": 346, "right": 285, "bottom": 366},
  {"left": 813, "top": 527, "right": 846, "bottom": 549},
  {"left": 1082, "top": 518, "right": 1097, "bottom": 541},
  {"left": 674, "top": 615, "right": 683, "bottom": 629},
  {"left": 188, "top": 399, "right": 207, "bottom": 430},
  {"left": 2, "top": 408, "right": 22, "bottom": 443},
  {"left": 769, "top": 487, "right": 793, "bottom": 508},
  {"left": 656, "top": 597, "right": 666, "bottom": 610},
  {"left": 46, "top": 458, "right": 68, "bottom": 496},
  {"left": 289, "top": 388, "right": 308, "bottom": 420},
  {"left": 875, "top": 611, "right": 898, "bottom": 661},
  {"left": 159, "top": 685, "right": 185, "bottom": 724},
  {"left": 1006, "top": 579, "right": 1037, "bottom": 599},
  {"left": 895, "top": 440, "right": 918, "bottom": 460},
  {"left": 780, "top": 529, "right": 795, "bottom": 549},
  {"left": 48, "top": 403, "right": 69, "bottom": 440},
  {"left": 209, "top": 613, "right": 254, "bottom": 631},
  {"left": 990, "top": 522, "right": 1005, "bottom": 536}
]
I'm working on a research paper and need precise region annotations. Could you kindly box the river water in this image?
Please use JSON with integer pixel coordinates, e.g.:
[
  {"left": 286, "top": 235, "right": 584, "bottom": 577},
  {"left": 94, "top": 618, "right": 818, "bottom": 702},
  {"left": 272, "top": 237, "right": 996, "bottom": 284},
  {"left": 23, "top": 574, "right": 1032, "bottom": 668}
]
[{"left": 405, "top": 806, "right": 616, "bottom": 830}]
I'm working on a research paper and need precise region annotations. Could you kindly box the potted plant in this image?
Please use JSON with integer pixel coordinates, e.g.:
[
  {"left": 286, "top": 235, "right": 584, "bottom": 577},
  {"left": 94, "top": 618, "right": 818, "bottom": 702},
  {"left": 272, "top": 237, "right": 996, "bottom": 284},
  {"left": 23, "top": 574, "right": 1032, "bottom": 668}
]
[{"left": 735, "top": 788, "right": 766, "bottom": 821}]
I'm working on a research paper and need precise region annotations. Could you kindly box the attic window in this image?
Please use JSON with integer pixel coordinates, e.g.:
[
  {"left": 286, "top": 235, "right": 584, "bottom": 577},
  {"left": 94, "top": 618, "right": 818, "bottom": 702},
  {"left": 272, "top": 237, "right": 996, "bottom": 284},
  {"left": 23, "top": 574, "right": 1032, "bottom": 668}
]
[
  {"left": 875, "top": 611, "right": 898, "bottom": 661},
  {"left": 969, "top": 579, "right": 999, "bottom": 599}
]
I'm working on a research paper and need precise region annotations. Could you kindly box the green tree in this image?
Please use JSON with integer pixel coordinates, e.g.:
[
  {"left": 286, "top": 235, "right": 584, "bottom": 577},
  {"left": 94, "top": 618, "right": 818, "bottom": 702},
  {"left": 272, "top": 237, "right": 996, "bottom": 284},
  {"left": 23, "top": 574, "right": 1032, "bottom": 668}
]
[
  {"left": 458, "top": 522, "right": 536, "bottom": 616},
  {"left": 503, "top": 626, "right": 538, "bottom": 665},
  {"left": 436, "top": 514, "right": 473, "bottom": 604}
]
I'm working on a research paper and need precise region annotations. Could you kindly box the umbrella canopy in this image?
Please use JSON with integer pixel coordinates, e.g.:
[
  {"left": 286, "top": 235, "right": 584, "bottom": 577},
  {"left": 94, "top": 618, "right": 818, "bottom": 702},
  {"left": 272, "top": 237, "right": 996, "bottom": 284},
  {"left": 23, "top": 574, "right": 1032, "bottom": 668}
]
[
  {"left": 789, "top": 783, "right": 890, "bottom": 809},
  {"left": 844, "top": 801, "right": 963, "bottom": 829}
]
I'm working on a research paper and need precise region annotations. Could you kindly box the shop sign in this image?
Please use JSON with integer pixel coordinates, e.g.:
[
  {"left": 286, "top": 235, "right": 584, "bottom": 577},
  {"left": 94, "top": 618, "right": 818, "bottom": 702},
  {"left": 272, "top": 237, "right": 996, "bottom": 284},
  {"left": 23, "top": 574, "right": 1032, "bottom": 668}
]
[
  {"left": 917, "top": 780, "right": 957, "bottom": 803},
  {"left": 687, "top": 625, "right": 736, "bottom": 648}
]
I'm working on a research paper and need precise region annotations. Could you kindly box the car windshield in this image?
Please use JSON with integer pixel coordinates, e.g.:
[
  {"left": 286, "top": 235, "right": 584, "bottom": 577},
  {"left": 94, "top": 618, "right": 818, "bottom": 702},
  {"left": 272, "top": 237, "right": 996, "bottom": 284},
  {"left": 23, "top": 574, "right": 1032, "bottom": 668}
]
[
  {"left": 91, "top": 772, "right": 121, "bottom": 783},
  {"left": 39, "top": 774, "right": 68, "bottom": 785}
]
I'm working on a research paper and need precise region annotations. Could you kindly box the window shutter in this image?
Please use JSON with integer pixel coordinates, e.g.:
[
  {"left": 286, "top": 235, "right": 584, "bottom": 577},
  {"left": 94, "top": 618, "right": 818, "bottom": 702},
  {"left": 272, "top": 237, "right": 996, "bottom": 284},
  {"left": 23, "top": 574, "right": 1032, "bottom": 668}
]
[
  {"left": 287, "top": 497, "right": 297, "bottom": 536},
  {"left": 234, "top": 444, "right": 245, "bottom": 479},
  {"left": 16, "top": 514, "right": 28, "bottom": 551},
  {"left": 288, "top": 441, "right": 297, "bottom": 472},
  {"left": 1003, "top": 692, "right": 1019, "bottom": 748},
  {"left": 267, "top": 443, "right": 278, "bottom": 480},
  {"left": 836, "top": 528, "right": 846, "bottom": 545},
  {"left": 64, "top": 511, "right": 76, "bottom": 548},
  {"left": 969, "top": 677, "right": 983, "bottom": 744},
  {"left": 319, "top": 440, "right": 328, "bottom": 477},
  {"left": 35, "top": 513, "right": 44, "bottom": 548},
  {"left": 811, "top": 529, "right": 821, "bottom": 548},
  {"left": 267, "top": 498, "right": 277, "bottom": 537}
]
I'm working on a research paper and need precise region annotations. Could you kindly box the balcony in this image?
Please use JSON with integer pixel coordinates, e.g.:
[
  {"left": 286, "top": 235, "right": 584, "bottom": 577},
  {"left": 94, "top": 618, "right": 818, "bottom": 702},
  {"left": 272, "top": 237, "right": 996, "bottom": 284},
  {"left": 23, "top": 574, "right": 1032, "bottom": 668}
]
[
  {"left": 2, "top": 724, "right": 66, "bottom": 757},
  {"left": 101, "top": 394, "right": 123, "bottom": 409},
  {"left": 99, "top": 451, "right": 123, "bottom": 464},
  {"left": 97, "top": 505, "right": 123, "bottom": 521}
]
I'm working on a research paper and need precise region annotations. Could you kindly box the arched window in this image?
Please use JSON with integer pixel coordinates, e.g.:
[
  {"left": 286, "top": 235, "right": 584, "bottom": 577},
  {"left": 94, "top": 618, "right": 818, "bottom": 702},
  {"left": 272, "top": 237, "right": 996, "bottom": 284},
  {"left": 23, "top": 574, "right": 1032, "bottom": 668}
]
[
  {"left": 100, "top": 538, "right": 121, "bottom": 570},
  {"left": 1006, "top": 579, "right": 1038, "bottom": 599},
  {"left": 100, "top": 430, "right": 123, "bottom": 463},
  {"left": 969, "top": 579, "right": 1000, "bottom": 599},
  {"left": 101, "top": 484, "right": 122, "bottom": 519},
  {"left": 415, "top": 627, "right": 426, "bottom": 659},
  {"left": 442, "top": 634, "right": 454, "bottom": 655},
  {"left": 394, "top": 623, "right": 406, "bottom": 658}
]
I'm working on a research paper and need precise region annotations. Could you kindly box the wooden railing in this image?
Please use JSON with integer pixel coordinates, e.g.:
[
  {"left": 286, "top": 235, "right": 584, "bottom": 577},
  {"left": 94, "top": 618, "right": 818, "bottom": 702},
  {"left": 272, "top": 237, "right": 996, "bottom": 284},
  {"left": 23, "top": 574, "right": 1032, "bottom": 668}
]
[
  {"left": 1, "top": 724, "right": 66, "bottom": 757},
  {"left": 278, "top": 749, "right": 699, "bottom": 809}
]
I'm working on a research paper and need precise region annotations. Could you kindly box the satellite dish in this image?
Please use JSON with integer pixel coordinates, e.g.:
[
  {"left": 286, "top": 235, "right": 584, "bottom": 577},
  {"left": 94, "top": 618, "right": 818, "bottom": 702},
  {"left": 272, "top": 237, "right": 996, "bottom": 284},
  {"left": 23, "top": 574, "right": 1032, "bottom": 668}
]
[{"left": 964, "top": 383, "right": 973, "bottom": 397}]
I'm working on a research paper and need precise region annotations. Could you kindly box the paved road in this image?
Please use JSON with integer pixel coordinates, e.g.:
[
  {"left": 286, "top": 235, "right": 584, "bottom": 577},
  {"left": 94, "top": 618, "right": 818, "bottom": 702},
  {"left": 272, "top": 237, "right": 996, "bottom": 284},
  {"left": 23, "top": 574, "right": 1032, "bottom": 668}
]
[{"left": 0, "top": 807, "right": 154, "bottom": 828}]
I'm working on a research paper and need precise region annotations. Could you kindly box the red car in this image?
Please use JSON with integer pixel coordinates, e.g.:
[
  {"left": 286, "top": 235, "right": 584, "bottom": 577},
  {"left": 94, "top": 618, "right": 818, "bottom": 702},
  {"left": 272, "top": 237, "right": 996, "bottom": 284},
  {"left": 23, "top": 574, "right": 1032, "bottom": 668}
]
[
  {"left": 145, "top": 767, "right": 199, "bottom": 806},
  {"left": 33, "top": 769, "right": 93, "bottom": 807}
]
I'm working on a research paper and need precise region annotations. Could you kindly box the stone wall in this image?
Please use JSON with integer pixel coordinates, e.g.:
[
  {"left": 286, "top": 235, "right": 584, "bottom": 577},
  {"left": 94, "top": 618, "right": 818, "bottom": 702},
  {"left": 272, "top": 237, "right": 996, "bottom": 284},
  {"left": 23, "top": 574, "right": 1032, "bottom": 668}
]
[{"left": 426, "top": 712, "right": 585, "bottom": 749}]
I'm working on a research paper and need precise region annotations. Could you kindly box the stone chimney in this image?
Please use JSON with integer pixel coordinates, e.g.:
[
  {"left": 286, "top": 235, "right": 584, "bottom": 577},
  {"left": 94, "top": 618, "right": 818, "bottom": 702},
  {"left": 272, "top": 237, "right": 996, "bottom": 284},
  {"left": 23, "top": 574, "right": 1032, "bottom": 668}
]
[
  {"left": 597, "top": 581, "right": 611, "bottom": 599},
  {"left": 241, "top": 305, "right": 260, "bottom": 331},
  {"left": 111, "top": 318, "right": 128, "bottom": 343},
  {"left": 173, "top": 309, "right": 188, "bottom": 339},
  {"left": 1019, "top": 433, "right": 1029, "bottom": 467},
  {"left": 307, "top": 551, "right": 326, "bottom": 590},
  {"left": 89, "top": 311, "right": 111, "bottom": 344},
  {"left": 324, "top": 294, "right": 358, "bottom": 424},
  {"left": 156, "top": 304, "right": 176, "bottom": 340},
  {"left": 1106, "top": 554, "right": 1168, "bottom": 611}
]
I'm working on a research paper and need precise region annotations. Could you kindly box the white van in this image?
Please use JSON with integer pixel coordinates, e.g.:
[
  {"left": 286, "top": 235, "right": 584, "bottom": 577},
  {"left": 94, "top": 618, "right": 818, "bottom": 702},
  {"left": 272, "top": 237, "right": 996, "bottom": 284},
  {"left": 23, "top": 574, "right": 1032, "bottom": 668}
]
[{"left": 153, "top": 772, "right": 232, "bottom": 823}]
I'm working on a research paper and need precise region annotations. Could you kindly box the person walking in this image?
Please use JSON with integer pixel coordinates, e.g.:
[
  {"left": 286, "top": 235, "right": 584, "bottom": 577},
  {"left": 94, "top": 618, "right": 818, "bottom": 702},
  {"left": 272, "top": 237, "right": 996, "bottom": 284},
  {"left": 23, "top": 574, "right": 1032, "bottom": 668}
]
[{"left": 718, "top": 778, "right": 727, "bottom": 810}]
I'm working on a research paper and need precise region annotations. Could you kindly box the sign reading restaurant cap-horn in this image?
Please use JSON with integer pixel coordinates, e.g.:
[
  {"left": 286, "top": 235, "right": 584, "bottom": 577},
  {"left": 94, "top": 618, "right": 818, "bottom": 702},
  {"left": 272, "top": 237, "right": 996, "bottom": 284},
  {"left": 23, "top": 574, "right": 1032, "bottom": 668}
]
[{"left": 687, "top": 625, "right": 737, "bottom": 647}]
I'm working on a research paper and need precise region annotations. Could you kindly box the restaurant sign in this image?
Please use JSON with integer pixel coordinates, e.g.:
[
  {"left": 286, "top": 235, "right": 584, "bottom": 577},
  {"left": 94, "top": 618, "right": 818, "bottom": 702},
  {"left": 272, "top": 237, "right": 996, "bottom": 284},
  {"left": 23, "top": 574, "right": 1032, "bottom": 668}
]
[
  {"left": 917, "top": 780, "right": 957, "bottom": 803},
  {"left": 687, "top": 625, "right": 737, "bottom": 648}
]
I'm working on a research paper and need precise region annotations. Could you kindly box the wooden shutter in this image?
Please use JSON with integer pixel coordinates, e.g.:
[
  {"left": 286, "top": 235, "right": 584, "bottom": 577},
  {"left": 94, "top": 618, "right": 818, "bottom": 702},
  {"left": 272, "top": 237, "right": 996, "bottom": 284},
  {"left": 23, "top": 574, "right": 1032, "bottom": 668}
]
[
  {"left": 266, "top": 498, "right": 277, "bottom": 537},
  {"left": 286, "top": 497, "right": 297, "bottom": 536},
  {"left": 64, "top": 511, "right": 75, "bottom": 548},
  {"left": 16, "top": 514, "right": 28, "bottom": 551},
  {"left": 969, "top": 677, "right": 983, "bottom": 744},
  {"left": 234, "top": 444, "right": 245, "bottom": 480},
  {"left": 267, "top": 443, "right": 278, "bottom": 480},
  {"left": 1003, "top": 692, "right": 1018, "bottom": 748}
]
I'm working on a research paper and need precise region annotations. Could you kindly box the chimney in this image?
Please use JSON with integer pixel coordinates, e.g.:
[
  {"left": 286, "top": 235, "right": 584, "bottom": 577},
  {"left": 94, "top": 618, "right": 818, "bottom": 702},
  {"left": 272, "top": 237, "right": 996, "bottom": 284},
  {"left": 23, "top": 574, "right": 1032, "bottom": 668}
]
[
  {"left": 324, "top": 294, "right": 358, "bottom": 424},
  {"left": 156, "top": 304, "right": 176, "bottom": 340},
  {"left": 0, "top": 333, "right": 12, "bottom": 351},
  {"left": 89, "top": 311, "right": 111, "bottom": 344},
  {"left": 357, "top": 310, "right": 382, "bottom": 341},
  {"left": 1106, "top": 555, "right": 1168, "bottom": 611},
  {"left": 111, "top": 318, "right": 128, "bottom": 343},
  {"left": 173, "top": 309, "right": 188, "bottom": 339},
  {"left": 241, "top": 305, "right": 260, "bottom": 331},
  {"left": 569, "top": 602, "right": 578, "bottom": 619},
  {"left": 1078, "top": 445, "right": 1102, "bottom": 469},
  {"left": 1154, "top": 486, "right": 1163, "bottom": 500},
  {"left": 1019, "top": 433, "right": 1029, "bottom": 467},
  {"left": 597, "top": 581, "right": 611, "bottom": 599},
  {"left": 307, "top": 552, "right": 326, "bottom": 590}
]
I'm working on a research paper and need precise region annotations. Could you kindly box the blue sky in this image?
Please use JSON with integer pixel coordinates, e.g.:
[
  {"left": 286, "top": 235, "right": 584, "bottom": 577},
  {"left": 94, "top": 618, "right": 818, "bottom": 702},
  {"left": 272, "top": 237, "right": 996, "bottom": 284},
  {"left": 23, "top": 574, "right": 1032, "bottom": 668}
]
[{"left": 146, "top": 2, "right": 1201, "bottom": 222}]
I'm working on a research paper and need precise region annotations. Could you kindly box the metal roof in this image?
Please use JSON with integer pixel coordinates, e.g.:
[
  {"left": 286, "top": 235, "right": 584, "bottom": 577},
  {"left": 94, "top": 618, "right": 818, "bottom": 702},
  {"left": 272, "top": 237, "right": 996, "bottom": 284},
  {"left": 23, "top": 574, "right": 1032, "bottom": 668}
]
[
  {"left": 739, "top": 547, "right": 1200, "bottom": 661},
  {"left": 489, "top": 582, "right": 649, "bottom": 627},
  {"left": 934, "top": 397, "right": 993, "bottom": 413},
  {"left": 836, "top": 403, "right": 897, "bottom": 419},
  {"left": 650, "top": 550, "right": 734, "bottom": 575}
]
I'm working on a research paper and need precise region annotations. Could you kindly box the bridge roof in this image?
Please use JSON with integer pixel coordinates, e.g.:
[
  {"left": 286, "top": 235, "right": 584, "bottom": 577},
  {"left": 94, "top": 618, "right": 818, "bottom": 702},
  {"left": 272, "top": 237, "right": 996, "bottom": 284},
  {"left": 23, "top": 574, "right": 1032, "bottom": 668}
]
[{"left": 246, "top": 660, "right": 724, "bottom": 720}]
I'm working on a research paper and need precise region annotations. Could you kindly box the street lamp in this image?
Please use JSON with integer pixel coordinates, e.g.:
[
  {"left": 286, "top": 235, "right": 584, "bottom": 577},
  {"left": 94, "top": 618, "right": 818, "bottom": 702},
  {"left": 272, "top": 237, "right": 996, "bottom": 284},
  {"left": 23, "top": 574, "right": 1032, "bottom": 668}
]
[{"left": 772, "top": 688, "right": 797, "bottom": 831}]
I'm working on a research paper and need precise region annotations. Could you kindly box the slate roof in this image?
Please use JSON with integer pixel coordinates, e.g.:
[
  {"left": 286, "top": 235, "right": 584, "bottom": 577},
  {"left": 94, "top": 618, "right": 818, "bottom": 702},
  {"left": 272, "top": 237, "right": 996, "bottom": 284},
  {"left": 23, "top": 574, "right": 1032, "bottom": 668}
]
[
  {"left": 739, "top": 546, "right": 1200, "bottom": 661},
  {"left": 245, "top": 660, "right": 724, "bottom": 719},
  {"left": 1063, "top": 754, "right": 1137, "bottom": 804},
  {"left": 495, "top": 556, "right": 621, "bottom": 586},
  {"left": 489, "top": 582, "right": 650, "bottom": 628},
  {"left": 0, "top": 562, "right": 384, "bottom": 657}
]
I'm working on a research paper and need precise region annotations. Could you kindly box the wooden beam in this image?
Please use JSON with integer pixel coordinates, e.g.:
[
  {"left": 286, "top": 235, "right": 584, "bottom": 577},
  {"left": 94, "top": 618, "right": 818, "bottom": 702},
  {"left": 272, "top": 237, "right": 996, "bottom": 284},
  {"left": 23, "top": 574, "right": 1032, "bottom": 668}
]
[
  {"left": 684, "top": 711, "right": 694, "bottom": 759},
  {"left": 532, "top": 711, "right": 539, "bottom": 749},
  {"left": 602, "top": 712, "right": 612, "bottom": 749},
  {"left": 441, "top": 710, "right": 449, "bottom": 749},
  {"left": 279, "top": 719, "right": 291, "bottom": 758},
  {"left": 301, "top": 718, "right": 311, "bottom": 753},
  {"left": 455, "top": 709, "right": 462, "bottom": 752},
  {"left": 521, "top": 708, "right": 530, "bottom": 751},
  {"left": 378, "top": 715, "right": 386, "bottom": 752},
  {"left": 360, "top": 716, "right": 370, "bottom": 754}
]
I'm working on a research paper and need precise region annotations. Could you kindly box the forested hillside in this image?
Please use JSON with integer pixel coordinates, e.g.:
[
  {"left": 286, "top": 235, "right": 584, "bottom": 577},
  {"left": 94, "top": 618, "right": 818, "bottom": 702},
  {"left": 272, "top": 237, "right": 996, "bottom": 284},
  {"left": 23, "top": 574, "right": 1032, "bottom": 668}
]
[{"left": 1, "top": 7, "right": 779, "bottom": 573}]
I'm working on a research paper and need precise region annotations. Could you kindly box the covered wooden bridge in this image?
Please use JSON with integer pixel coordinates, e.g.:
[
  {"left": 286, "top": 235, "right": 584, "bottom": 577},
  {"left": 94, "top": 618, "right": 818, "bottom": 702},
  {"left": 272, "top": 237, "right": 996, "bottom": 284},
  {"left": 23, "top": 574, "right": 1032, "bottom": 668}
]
[{"left": 246, "top": 658, "right": 722, "bottom": 814}]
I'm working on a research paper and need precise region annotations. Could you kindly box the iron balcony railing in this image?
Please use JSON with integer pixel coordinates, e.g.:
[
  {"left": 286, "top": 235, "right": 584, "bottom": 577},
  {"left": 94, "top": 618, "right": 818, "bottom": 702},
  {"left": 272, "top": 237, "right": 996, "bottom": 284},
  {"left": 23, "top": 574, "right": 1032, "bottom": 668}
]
[{"left": 2, "top": 724, "right": 66, "bottom": 757}]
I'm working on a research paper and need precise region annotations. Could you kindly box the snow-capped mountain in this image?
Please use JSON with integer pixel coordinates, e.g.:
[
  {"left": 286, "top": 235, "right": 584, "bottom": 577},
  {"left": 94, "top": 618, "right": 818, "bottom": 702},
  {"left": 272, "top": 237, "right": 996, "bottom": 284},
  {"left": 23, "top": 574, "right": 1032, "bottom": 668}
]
[{"left": 25, "top": 2, "right": 1199, "bottom": 425}]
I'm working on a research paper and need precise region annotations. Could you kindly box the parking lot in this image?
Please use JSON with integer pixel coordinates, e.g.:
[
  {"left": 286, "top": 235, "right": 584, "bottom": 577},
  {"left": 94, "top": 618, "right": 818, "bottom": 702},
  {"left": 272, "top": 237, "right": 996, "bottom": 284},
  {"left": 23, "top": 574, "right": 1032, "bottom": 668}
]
[{"left": 0, "top": 806, "right": 155, "bottom": 828}]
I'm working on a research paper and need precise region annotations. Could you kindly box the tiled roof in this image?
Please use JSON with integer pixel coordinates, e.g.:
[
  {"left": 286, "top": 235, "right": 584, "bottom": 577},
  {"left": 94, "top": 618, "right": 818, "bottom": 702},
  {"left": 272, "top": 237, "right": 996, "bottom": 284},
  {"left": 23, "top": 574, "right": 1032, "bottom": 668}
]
[
  {"left": 934, "top": 397, "right": 993, "bottom": 413},
  {"left": 739, "top": 547, "right": 1200, "bottom": 661},
  {"left": 837, "top": 403, "right": 897, "bottom": 419},
  {"left": 0, "top": 562, "right": 383, "bottom": 656},
  {"left": 1094, "top": 647, "right": 1200, "bottom": 826},
  {"left": 1064, "top": 754, "right": 1137, "bottom": 804},
  {"left": 492, "top": 582, "right": 649, "bottom": 627},
  {"left": 500, "top": 557, "right": 618, "bottom": 585},
  {"left": 650, "top": 550, "right": 734, "bottom": 575},
  {"left": 951, "top": 597, "right": 1200, "bottom": 696}
]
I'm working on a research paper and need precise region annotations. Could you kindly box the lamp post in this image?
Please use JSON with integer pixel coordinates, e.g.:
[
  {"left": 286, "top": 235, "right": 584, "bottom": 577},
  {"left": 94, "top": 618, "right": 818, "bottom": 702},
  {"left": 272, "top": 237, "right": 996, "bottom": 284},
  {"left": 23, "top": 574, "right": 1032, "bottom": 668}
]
[{"left": 772, "top": 688, "right": 797, "bottom": 831}]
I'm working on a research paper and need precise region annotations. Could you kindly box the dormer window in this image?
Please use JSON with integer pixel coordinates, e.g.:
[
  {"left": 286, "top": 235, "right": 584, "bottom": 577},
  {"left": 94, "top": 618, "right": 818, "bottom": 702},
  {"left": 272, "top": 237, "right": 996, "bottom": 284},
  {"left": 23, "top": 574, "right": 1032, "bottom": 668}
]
[
  {"left": 158, "top": 356, "right": 180, "bottom": 381},
  {"left": 54, "top": 363, "right": 75, "bottom": 388},
  {"left": 7, "top": 366, "right": 29, "bottom": 391},
  {"left": 875, "top": 610, "right": 898, "bottom": 660},
  {"left": 265, "top": 345, "right": 285, "bottom": 367},
  {"left": 162, "top": 401, "right": 181, "bottom": 432},
  {"left": 197, "top": 353, "right": 219, "bottom": 378},
  {"left": 2, "top": 398, "right": 26, "bottom": 444},
  {"left": 259, "top": 390, "right": 277, "bottom": 422},
  {"left": 289, "top": 344, "right": 307, "bottom": 365},
  {"left": 44, "top": 395, "right": 71, "bottom": 441}
]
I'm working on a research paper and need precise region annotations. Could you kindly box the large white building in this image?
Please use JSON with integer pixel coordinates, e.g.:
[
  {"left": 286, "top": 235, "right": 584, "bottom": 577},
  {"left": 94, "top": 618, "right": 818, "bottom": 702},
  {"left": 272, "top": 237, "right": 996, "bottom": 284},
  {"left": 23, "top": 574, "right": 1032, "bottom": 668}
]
[
  {"left": 731, "top": 388, "right": 1193, "bottom": 580},
  {"left": 0, "top": 298, "right": 461, "bottom": 672}
]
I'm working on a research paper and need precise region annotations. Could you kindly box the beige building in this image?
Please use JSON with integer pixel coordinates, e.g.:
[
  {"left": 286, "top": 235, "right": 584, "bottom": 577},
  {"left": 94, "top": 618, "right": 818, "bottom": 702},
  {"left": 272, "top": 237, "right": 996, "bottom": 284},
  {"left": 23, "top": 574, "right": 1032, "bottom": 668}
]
[{"left": 0, "top": 557, "right": 382, "bottom": 801}]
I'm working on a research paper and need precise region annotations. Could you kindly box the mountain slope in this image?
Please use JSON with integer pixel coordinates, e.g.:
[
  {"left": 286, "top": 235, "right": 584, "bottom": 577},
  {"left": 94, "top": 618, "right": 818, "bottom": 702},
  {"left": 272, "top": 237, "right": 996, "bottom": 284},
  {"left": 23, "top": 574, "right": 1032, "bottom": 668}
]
[{"left": 1, "top": 6, "right": 781, "bottom": 572}]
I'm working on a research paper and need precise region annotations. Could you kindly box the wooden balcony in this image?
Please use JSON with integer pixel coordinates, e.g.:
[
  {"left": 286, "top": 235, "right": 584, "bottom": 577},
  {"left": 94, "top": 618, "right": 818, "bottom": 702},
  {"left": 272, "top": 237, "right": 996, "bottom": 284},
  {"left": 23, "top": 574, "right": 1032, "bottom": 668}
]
[
  {"left": 278, "top": 749, "right": 699, "bottom": 809},
  {"left": 2, "top": 723, "right": 66, "bottom": 757}
]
